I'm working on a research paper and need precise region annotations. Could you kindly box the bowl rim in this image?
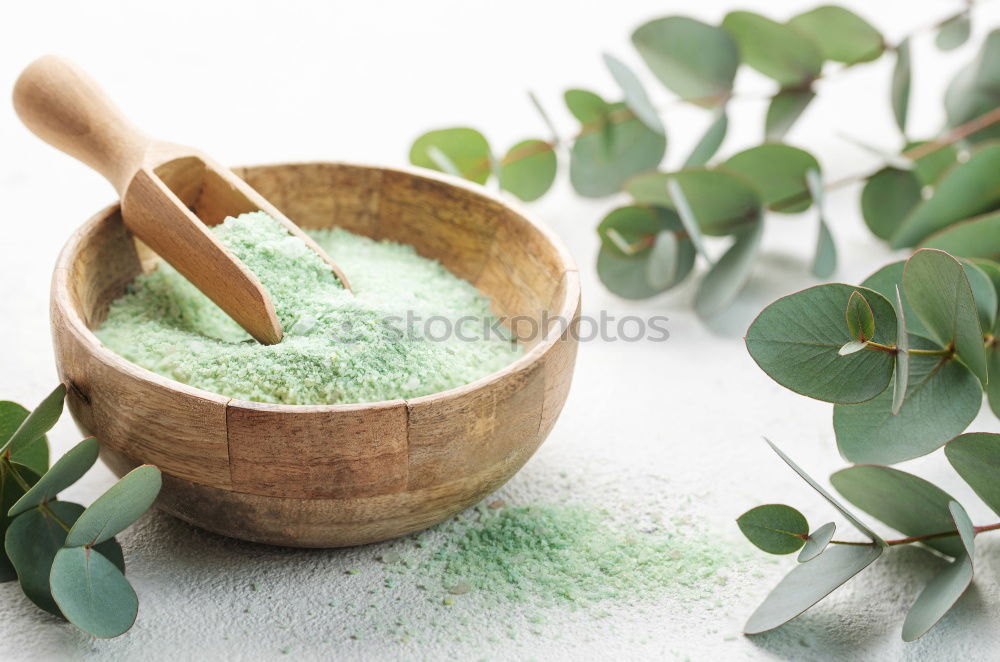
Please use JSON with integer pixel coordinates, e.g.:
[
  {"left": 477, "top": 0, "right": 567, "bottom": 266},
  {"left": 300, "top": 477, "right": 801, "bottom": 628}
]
[{"left": 52, "top": 161, "right": 581, "bottom": 412}]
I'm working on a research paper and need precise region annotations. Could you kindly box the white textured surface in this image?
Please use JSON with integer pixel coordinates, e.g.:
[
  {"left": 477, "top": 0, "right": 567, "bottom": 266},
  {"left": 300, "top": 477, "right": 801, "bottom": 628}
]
[{"left": 2, "top": 1, "right": 1000, "bottom": 660}]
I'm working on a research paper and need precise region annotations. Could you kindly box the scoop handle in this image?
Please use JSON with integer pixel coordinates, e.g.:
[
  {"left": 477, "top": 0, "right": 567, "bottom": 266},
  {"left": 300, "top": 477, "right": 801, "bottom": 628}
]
[{"left": 13, "top": 56, "right": 149, "bottom": 194}]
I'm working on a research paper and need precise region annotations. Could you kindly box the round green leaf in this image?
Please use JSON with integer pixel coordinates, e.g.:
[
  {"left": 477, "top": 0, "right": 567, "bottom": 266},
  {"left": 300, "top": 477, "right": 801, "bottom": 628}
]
[
  {"left": 892, "top": 39, "right": 912, "bottom": 135},
  {"left": 964, "top": 260, "right": 999, "bottom": 332},
  {"left": 788, "top": 6, "right": 884, "bottom": 64},
  {"left": 695, "top": 222, "right": 763, "bottom": 318},
  {"left": 50, "top": 546, "right": 137, "bottom": 638},
  {"left": 737, "top": 504, "right": 808, "bottom": 554},
  {"left": 498, "top": 140, "right": 556, "bottom": 202},
  {"left": 901, "top": 501, "right": 974, "bottom": 642},
  {"left": 603, "top": 53, "right": 663, "bottom": 135},
  {"left": 845, "top": 290, "right": 876, "bottom": 341},
  {"left": 905, "top": 141, "right": 958, "bottom": 187},
  {"left": 892, "top": 144, "right": 1000, "bottom": 248},
  {"left": 596, "top": 206, "right": 695, "bottom": 299},
  {"left": 765, "top": 89, "right": 815, "bottom": 141},
  {"left": 0, "top": 385, "right": 64, "bottom": 461},
  {"left": 834, "top": 335, "right": 982, "bottom": 465},
  {"left": 746, "top": 284, "right": 897, "bottom": 403},
  {"left": 569, "top": 103, "right": 666, "bottom": 198},
  {"left": 946, "top": 433, "right": 1000, "bottom": 517},
  {"left": 9, "top": 437, "right": 99, "bottom": 517},
  {"left": 860, "top": 168, "right": 923, "bottom": 241},
  {"left": 922, "top": 210, "right": 1000, "bottom": 260},
  {"left": 5, "top": 501, "right": 124, "bottom": 617},
  {"left": 831, "top": 465, "right": 965, "bottom": 557},
  {"left": 722, "top": 11, "right": 823, "bottom": 88},
  {"left": 684, "top": 109, "right": 728, "bottom": 167},
  {"left": 860, "top": 260, "right": 931, "bottom": 339},
  {"left": 65, "top": 465, "right": 161, "bottom": 548},
  {"left": 945, "top": 30, "right": 1000, "bottom": 144},
  {"left": 631, "top": 16, "right": 738, "bottom": 107},
  {"left": 798, "top": 522, "right": 836, "bottom": 563},
  {"left": 0, "top": 463, "right": 40, "bottom": 582},
  {"left": 722, "top": 144, "right": 820, "bottom": 213},
  {"left": 937, "top": 13, "right": 972, "bottom": 51},
  {"left": 745, "top": 544, "right": 883, "bottom": 635},
  {"left": 903, "top": 249, "right": 988, "bottom": 383},
  {"left": 409, "top": 128, "right": 492, "bottom": 184},
  {"left": 652, "top": 169, "right": 763, "bottom": 236},
  {"left": 564, "top": 89, "right": 608, "bottom": 126},
  {"left": 0, "top": 402, "right": 49, "bottom": 478}
]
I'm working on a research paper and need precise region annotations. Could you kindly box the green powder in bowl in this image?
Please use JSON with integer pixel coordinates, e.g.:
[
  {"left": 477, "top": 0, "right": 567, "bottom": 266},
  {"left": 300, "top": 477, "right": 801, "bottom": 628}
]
[{"left": 96, "top": 212, "right": 522, "bottom": 404}]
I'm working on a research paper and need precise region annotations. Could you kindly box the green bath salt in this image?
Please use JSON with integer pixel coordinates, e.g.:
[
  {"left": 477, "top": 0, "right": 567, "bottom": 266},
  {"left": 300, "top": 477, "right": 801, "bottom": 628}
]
[{"left": 96, "top": 212, "right": 522, "bottom": 404}]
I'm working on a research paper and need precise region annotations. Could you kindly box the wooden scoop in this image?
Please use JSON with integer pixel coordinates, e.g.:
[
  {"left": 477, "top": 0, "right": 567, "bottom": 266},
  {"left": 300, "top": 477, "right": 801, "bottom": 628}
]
[{"left": 13, "top": 55, "right": 351, "bottom": 345}]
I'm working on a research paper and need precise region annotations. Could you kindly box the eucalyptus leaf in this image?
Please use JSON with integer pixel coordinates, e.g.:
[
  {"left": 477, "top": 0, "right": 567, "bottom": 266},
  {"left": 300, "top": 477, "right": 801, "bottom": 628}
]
[
  {"left": 922, "top": 210, "right": 1000, "bottom": 260},
  {"left": 0, "top": 463, "right": 40, "bottom": 582},
  {"left": 570, "top": 102, "right": 666, "bottom": 198},
  {"left": 900, "top": 501, "right": 975, "bottom": 642},
  {"left": 765, "top": 90, "right": 815, "bottom": 141},
  {"left": 499, "top": 140, "right": 557, "bottom": 202},
  {"left": 631, "top": 17, "right": 738, "bottom": 107},
  {"left": 946, "top": 432, "right": 1000, "bottom": 516},
  {"left": 596, "top": 206, "right": 695, "bottom": 298},
  {"left": 845, "top": 290, "right": 876, "bottom": 342},
  {"left": 5, "top": 501, "right": 124, "bottom": 617},
  {"left": 527, "top": 91, "right": 559, "bottom": 144},
  {"left": 937, "top": 13, "right": 972, "bottom": 51},
  {"left": 64, "top": 465, "right": 161, "bottom": 548},
  {"left": 603, "top": 53, "right": 663, "bottom": 135},
  {"left": 807, "top": 168, "right": 836, "bottom": 278},
  {"left": 892, "top": 39, "right": 912, "bottom": 136},
  {"left": 0, "top": 401, "right": 49, "bottom": 477},
  {"left": 860, "top": 260, "right": 930, "bottom": 339},
  {"left": 892, "top": 285, "right": 910, "bottom": 415},
  {"left": 798, "top": 522, "right": 836, "bottom": 563},
  {"left": 892, "top": 143, "right": 1000, "bottom": 248},
  {"left": 9, "top": 437, "right": 99, "bottom": 517},
  {"left": 834, "top": 335, "right": 981, "bottom": 465},
  {"left": 722, "top": 144, "right": 819, "bottom": 213},
  {"left": 860, "top": 168, "right": 922, "bottom": 241},
  {"left": 746, "top": 285, "right": 897, "bottom": 404},
  {"left": 838, "top": 341, "right": 866, "bottom": 356},
  {"left": 0, "top": 385, "right": 65, "bottom": 458},
  {"left": 564, "top": 89, "right": 609, "bottom": 126},
  {"left": 722, "top": 11, "right": 823, "bottom": 88},
  {"left": 629, "top": 169, "right": 762, "bottom": 236},
  {"left": 50, "top": 546, "right": 138, "bottom": 638},
  {"left": 737, "top": 504, "right": 808, "bottom": 555},
  {"left": 830, "top": 465, "right": 965, "bottom": 557},
  {"left": 409, "top": 128, "right": 492, "bottom": 184},
  {"left": 964, "top": 260, "right": 999, "bottom": 331},
  {"left": 990, "top": 343, "right": 1000, "bottom": 418},
  {"left": 684, "top": 109, "right": 728, "bottom": 167},
  {"left": 695, "top": 221, "right": 763, "bottom": 319},
  {"left": 666, "top": 178, "right": 712, "bottom": 263},
  {"left": 906, "top": 141, "right": 958, "bottom": 187},
  {"left": 945, "top": 30, "right": 1000, "bottom": 144},
  {"left": 903, "top": 249, "right": 988, "bottom": 382},
  {"left": 788, "top": 6, "right": 884, "bottom": 64},
  {"left": 765, "top": 439, "right": 886, "bottom": 545},
  {"left": 744, "top": 544, "right": 883, "bottom": 634}
]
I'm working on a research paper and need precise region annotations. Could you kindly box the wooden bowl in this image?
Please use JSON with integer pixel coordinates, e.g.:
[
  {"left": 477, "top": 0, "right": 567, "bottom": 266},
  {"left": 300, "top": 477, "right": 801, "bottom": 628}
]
[{"left": 51, "top": 163, "right": 580, "bottom": 547}]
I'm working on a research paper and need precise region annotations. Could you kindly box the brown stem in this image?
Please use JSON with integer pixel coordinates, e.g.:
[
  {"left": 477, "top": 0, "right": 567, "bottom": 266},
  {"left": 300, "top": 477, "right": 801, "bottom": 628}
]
[{"left": 830, "top": 522, "right": 1000, "bottom": 547}]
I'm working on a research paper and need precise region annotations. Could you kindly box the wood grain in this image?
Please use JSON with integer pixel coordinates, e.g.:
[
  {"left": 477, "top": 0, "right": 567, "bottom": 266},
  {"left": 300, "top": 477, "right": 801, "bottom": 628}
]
[{"left": 52, "top": 162, "right": 581, "bottom": 547}]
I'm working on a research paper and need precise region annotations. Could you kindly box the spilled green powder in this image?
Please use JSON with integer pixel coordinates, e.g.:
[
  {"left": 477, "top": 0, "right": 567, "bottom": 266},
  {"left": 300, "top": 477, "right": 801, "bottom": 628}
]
[
  {"left": 96, "top": 212, "right": 521, "bottom": 404},
  {"left": 412, "top": 504, "right": 733, "bottom": 608}
]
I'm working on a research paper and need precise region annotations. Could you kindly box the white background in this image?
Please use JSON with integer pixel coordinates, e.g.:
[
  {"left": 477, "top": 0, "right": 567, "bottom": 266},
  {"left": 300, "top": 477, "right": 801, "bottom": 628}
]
[{"left": 2, "top": 1, "right": 1000, "bottom": 660}]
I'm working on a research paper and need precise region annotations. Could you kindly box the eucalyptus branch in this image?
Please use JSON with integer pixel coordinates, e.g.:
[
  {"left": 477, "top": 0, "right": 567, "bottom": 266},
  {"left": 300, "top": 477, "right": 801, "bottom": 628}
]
[{"left": 829, "top": 522, "right": 1000, "bottom": 547}]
